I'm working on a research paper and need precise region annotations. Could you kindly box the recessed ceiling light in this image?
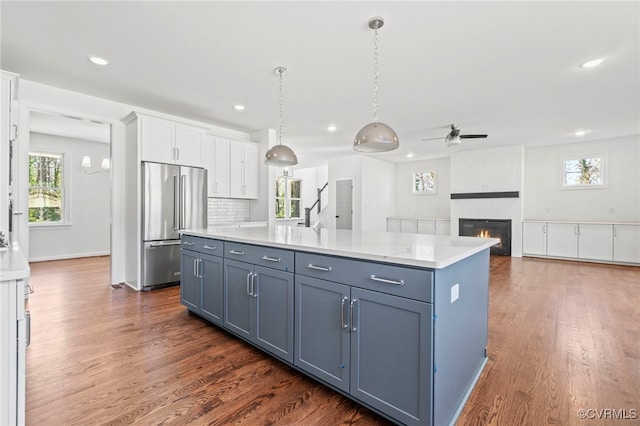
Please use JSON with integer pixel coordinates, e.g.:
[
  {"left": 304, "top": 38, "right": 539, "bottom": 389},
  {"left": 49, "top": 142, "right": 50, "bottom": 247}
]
[
  {"left": 234, "top": 104, "right": 245, "bottom": 111},
  {"left": 327, "top": 125, "right": 337, "bottom": 132},
  {"left": 406, "top": 153, "right": 414, "bottom": 158},
  {"left": 580, "top": 58, "right": 605, "bottom": 68},
  {"left": 88, "top": 55, "right": 110, "bottom": 66},
  {"left": 573, "top": 129, "right": 589, "bottom": 136}
]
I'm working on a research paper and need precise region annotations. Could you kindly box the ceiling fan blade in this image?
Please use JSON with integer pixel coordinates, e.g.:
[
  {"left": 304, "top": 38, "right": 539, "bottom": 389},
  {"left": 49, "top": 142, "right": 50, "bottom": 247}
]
[
  {"left": 459, "top": 134, "right": 488, "bottom": 139},
  {"left": 420, "top": 137, "right": 444, "bottom": 141}
]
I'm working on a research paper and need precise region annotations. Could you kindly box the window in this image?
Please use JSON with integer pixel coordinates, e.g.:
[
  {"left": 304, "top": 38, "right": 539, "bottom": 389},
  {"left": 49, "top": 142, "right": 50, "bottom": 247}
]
[
  {"left": 29, "top": 151, "right": 65, "bottom": 224},
  {"left": 412, "top": 170, "right": 437, "bottom": 194},
  {"left": 275, "top": 177, "right": 302, "bottom": 219},
  {"left": 560, "top": 154, "right": 607, "bottom": 189}
]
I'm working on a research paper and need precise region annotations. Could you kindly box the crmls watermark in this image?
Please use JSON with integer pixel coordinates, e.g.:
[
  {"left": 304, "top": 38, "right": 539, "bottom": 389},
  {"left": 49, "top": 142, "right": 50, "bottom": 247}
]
[{"left": 577, "top": 408, "right": 638, "bottom": 420}]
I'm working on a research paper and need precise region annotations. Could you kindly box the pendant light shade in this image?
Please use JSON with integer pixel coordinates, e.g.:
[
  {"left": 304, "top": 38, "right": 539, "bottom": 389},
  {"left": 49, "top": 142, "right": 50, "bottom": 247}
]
[
  {"left": 353, "top": 17, "right": 399, "bottom": 153},
  {"left": 265, "top": 67, "right": 298, "bottom": 166},
  {"left": 354, "top": 122, "right": 399, "bottom": 152}
]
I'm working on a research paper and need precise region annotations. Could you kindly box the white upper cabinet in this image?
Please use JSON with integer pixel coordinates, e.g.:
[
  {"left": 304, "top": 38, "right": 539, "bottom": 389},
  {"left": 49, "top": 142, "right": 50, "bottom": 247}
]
[
  {"left": 613, "top": 224, "right": 640, "bottom": 263},
  {"left": 139, "top": 114, "right": 204, "bottom": 167},
  {"left": 203, "top": 135, "right": 230, "bottom": 198},
  {"left": 229, "top": 140, "right": 258, "bottom": 199}
]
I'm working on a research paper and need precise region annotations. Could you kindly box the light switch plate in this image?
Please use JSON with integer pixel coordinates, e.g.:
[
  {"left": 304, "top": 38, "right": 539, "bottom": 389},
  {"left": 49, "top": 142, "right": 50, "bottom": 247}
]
[{"left": 451, "top": 283, "right": 460, "bottom": 303}]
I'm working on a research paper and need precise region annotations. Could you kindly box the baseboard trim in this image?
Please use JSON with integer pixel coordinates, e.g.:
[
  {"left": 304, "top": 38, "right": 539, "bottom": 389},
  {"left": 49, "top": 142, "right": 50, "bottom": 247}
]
[{"left": 29, "top": 251, "right": 110, "bottom": 263}]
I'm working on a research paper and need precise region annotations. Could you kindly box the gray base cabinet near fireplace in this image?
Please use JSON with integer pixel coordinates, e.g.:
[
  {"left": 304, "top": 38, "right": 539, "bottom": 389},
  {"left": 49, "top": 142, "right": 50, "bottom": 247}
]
[{"left": 180, "top": 227, "right": 495, "bottom": 426}]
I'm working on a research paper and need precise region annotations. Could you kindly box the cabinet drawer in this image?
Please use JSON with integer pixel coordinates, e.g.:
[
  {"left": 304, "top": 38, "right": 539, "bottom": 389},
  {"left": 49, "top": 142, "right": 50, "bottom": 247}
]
[
  {"left": 224, "top": 242, "right": 294, "bottom": 272},
  {"left": 296, "top": 252, "right": 433, "bottom": 303},
  {"left": 181, "top": 235, "right": 224, "bottom": 257}
]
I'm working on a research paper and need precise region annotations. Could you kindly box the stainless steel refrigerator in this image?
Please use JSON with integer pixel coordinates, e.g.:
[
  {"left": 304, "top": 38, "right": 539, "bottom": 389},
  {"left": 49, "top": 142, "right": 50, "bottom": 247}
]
[{"left": 141, "top": 161, "right": 207, "bottom": 290}]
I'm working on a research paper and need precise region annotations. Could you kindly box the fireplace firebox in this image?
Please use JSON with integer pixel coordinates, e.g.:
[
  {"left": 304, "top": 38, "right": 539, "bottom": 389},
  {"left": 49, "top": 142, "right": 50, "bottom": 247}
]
[{"left": 459, "top": 218, "right": 512, "bottom": 256}]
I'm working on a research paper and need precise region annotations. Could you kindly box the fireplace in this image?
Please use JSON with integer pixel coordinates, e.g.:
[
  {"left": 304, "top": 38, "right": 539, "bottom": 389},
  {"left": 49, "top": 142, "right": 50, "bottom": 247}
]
[{"left": 459, "top": 218, "right": 512, "bottom": 256}]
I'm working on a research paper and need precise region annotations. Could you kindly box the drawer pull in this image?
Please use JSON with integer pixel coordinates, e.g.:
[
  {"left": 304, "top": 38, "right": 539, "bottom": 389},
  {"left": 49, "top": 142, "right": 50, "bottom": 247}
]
[
  {"left": 203, "top": 245, "right": 217, "bottom": 250},
  {"left": 306, "top": 264, "right": 332, "bottom": 272},
  {"left": 369, "top": 275, "right": 404, "bottom": 286},
  {"left": 182, "top": 241, "right": 195, "bottom": 246},
  {"left": 262, "top": 255, "right": 281, "bottom": 262},
  {"left": 229, "top": 250, "right": 245, "bottom": 255}
]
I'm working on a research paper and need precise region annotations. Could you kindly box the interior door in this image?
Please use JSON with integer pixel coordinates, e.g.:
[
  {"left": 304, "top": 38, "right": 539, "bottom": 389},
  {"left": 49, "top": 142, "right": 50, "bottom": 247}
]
[{"left": 335, "top": 179, "right": 353, "bottom": 230}]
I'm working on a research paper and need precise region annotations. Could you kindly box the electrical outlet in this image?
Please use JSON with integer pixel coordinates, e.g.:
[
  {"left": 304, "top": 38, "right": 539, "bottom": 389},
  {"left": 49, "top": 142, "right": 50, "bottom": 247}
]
[{"left": 451, "top": 284, "right": 459, "bottom": 303}]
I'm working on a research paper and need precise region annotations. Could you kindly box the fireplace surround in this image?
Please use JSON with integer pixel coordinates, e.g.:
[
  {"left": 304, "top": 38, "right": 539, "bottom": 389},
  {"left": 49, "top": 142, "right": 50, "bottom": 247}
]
[{"left": 459, "top": 218, "right": 512, "bottom": 256}]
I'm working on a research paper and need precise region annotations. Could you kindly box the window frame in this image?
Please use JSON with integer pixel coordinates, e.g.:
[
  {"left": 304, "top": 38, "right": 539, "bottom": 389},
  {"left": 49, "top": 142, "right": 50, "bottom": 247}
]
[
  {"left": 275, "top": 176, "right": 302, "bottom": 220},
  {"left": 28, "top": 150, "right": 71, "bottom": 227},
  {"left": 412, "top": 170, "right": 437, "bottom": 195},
  {"left": 558, "top": 152, "right": 608, "bottom": 190}
]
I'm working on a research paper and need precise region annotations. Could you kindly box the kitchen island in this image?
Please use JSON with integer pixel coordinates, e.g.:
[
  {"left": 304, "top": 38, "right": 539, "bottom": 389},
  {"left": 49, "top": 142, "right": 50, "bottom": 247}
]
[{"left": 180, "top": 226, "right": 497, "bottom": 426}]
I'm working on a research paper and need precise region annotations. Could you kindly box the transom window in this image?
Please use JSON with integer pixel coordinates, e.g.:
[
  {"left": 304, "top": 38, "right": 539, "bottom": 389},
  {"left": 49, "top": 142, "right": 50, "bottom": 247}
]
[
  {"left": 275, "top": 177, "right": 302, "bottom": 219},
  {"left": 29, "top": 151, "right": 65, "bottom": 224}
]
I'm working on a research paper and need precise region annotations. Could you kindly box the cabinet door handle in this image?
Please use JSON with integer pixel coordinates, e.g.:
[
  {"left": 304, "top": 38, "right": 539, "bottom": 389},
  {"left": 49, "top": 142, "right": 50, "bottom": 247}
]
[
  {"left": 369, "top": 275, "right": 404, "bottom": 286},
  {"left": 193, "top": 259, "right": 199, "bottom": 277},
  {"left": 350, "top": 299, "right": 357, "bottom": 332},
  {"left": 306, "top": 264, "right": 332, "bottom": 272},
  {"left": 251, "top": 273, "right": 258, "bottom": 298},
  {"left": 261, "top": 255, "right": 281, "bottom": 262},
  {"left": 543, "top": 224, "right": 547, "bottom": 234},
  {"left": 176, "top": 146, "right": 180, "bottom": 161},
  {"left": 198, "top": 259, "right": 203, "bottom": 278},
  {"left": 246, "top": 272, "right": 252, "bottom": 296},
  {"left": 203, "top": 245, "right": 217, "bottom": 250},
  {"left": 182, "top": 241, "right": 195, "bottom": 246},
  {"left": 229, "top": 250, "right": 245, "bottom": 255},
  {"left": 340, "top": 297, "right": 349, "bottom": 329}
]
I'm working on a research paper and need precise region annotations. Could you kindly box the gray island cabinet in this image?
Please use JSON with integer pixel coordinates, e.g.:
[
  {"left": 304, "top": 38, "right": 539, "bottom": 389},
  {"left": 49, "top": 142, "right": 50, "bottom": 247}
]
[{"left": 180, "top": 226, "right": 497, "bottom": 426}]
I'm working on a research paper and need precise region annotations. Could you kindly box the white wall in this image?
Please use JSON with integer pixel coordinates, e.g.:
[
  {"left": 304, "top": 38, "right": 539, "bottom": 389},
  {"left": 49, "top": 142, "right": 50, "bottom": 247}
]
[
  {"left": 524, "top": 136, "right": 640, "bottom": 222},
  {"left": 326, "top": 156, "right": 362, "bottom": 231},
  {"left": 361, "top": 157, "right": 395, "bottom": 232},
  {"left": 29, "top": 133, "right": 110, "bottom": 261},
  {"left": 393, "top": 157, "right": 450, "bottom": 218}
]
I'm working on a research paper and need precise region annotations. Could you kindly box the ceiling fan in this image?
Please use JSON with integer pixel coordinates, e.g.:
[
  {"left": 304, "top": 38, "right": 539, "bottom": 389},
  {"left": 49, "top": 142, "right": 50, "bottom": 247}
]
[{"left": 422, "top": 124, "right": 488, "bottom": 147}]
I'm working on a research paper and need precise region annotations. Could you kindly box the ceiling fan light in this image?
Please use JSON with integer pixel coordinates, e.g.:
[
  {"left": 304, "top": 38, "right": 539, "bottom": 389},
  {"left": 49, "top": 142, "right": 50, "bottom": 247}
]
[
  {"left": 353, "top": 122, "right": 399, "bottom": 152},
  {"left": 265, "top": 143, "right": 298, "bottom": 166},
  {"left": 445, "top": 134, "right": 462, "bottom": 146}
]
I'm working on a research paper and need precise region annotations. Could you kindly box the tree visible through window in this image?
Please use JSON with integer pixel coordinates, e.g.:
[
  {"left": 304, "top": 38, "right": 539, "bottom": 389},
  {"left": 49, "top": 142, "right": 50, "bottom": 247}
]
[
  {"left": 275, "top": 177, "right": 302, "bottom": 219},
  {"left": 29, "top": 152, "right": 64, "bottom": 223},
  {"left": 561, "top": 155, "right": 606, "bottom": 188},
  {"left": 413, "top": 171, "right": 436, "bottom": 194}
]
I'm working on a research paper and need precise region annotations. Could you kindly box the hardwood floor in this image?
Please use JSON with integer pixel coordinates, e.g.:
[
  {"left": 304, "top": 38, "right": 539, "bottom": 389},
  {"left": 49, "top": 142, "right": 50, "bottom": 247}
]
[{"left": 25, "top": 256, "right": 639, "bottom": 425}]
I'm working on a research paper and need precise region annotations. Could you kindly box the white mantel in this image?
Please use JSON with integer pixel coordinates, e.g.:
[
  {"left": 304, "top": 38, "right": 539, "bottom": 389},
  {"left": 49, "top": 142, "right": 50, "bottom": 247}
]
[{"left": 450, "top": 145, "right": 524, "bottom": 257}]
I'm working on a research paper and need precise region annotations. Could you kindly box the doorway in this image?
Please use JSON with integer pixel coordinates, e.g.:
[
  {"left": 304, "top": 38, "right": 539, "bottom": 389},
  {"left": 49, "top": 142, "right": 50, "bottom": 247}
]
[
  {"left": 335, "top": 178, "right": 353, "bottom": 230},
  {"left": 21, "top": 110, "right": 112, "bottom": 270}
]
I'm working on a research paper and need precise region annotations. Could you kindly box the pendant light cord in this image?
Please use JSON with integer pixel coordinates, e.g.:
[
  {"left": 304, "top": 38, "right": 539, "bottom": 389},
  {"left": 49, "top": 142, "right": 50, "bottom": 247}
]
[
  {"left": 278, "top": 69, "right": 284, "bottom": 145},
  {"left": 373, "top": 27, "right": 379, "bottom": 122}
]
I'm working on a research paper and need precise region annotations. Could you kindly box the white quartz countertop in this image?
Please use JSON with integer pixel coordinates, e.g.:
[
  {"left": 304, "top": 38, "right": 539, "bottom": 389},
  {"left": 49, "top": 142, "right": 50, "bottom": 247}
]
[
  {"left": 0, "top": 246, "right": 31, "bottom": 282},
  {"left": 183, "top": 226, "right": 498, "bottom": 269}
]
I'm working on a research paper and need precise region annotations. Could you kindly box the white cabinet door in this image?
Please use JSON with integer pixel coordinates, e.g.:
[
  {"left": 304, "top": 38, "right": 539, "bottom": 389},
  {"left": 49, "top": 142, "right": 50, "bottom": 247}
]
[
  {"left": 387, "top": 218, "right": 401, "bottom": 233},
  {"left": 613, "top": 224, "right": 640, "bottom": 263},
  {"left": 140, "top": 117, "right": 174, "bottom": 164},
  {"left": 205, "top": 137, "right": 230, "bottom": 198},
  {"left": 522, "top": 222, "right": 547, "bottom": 256},
  {"left": 578, "top": 224, "right": 613, "bottom": 261},
  {"left": 243, "top": 142, "right": 258, "bottom": 199},
  {"left": 547, "top": 223, "right": 578, "bottom": 258},
  {"left": 417, "top": 220, "right": 435, "bottom": 234},
  {"left": 401, "top": 219, "right": 418, "bottom": 233},
  {"left": 229, "top": 141, "right": 258, "bottom": 199},
  {"left": 435, "top": 220, "right": 451, "bottom": 236},
  {"left": 174, "top": 125, "right": 203, "bottom": 167}
]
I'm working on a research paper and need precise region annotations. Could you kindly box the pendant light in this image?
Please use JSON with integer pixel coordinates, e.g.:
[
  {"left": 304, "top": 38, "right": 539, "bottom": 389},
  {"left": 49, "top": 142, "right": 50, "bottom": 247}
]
[
  {"left": 265, "top": 67, "right": 298, "bottom": 166},
  {"left": 354, "top": 17, "right": 399, "bottom": 153}
]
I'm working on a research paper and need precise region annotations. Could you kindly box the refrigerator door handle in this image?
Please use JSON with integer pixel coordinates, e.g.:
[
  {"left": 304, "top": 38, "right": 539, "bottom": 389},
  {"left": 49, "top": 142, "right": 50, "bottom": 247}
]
[
  {"left": 173, "top": 174, "right": 179, "bottom": 231},
  {"left": 180, "top": 174, "right": 186, "bottom": 229}
]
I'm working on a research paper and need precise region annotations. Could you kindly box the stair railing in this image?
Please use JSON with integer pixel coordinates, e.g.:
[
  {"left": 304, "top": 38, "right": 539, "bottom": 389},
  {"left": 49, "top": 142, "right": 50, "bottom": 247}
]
[{"left": 304, "top": 182, "right": 328, "bottom": 227}]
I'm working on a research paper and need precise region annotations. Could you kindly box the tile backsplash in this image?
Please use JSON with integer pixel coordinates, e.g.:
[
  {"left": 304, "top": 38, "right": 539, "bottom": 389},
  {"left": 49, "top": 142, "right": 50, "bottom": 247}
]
[{"left": 208, "top": 198, "right": 251, "bottom": 224}]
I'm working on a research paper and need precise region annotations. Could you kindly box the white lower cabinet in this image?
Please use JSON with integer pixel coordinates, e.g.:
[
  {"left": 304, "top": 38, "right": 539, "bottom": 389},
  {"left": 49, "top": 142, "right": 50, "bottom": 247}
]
[
  {"left": 613, "top": 224, "right": 640, "bottom": 263},
  {"left": 401, "top": 219, "right": 418, "bottom": 233},
  {"left": 387, "top": 218, "right": 401, "bottom": 233},
  {"left": 387, "top": 218, "right": 451, "bottom": 236},
  {"left": 523, "top": 221, "right": 638, "bottom": 265}
]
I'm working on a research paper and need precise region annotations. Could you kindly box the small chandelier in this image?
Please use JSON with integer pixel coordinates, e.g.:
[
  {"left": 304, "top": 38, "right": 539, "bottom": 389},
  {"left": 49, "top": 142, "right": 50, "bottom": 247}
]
[
  {"left": 265, "top": 67, "right": 298, "bottom": 166},
  {"left": 354, "top": 17, "right": 399, "bottom": 153}
]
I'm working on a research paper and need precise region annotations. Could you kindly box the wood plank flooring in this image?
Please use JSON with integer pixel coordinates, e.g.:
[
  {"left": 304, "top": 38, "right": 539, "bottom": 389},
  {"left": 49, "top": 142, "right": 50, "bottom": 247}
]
[{"left": 25, "top": 256, "right": 639, "bottom": 425}]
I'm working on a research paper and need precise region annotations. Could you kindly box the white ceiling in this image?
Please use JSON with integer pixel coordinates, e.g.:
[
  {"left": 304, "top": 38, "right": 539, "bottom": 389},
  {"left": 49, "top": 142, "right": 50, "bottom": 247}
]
[{"left": 2, "top": 1, "right": 638, "bottom": 166}]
